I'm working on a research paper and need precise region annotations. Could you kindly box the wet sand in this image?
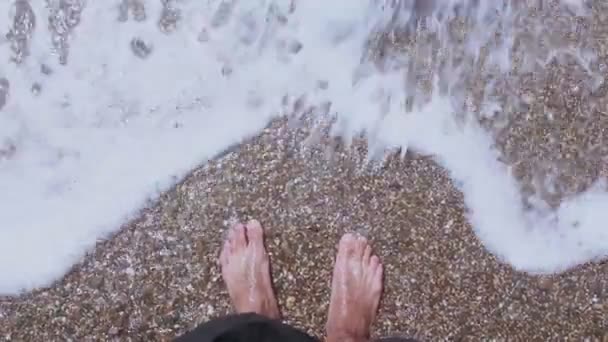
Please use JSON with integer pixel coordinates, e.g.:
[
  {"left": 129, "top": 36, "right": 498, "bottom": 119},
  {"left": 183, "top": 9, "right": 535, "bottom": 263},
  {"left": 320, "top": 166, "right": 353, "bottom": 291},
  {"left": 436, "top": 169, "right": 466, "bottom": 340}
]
[
  {"left": 1, "top": 117, "right": 607, "bottom": 341},
  {"left": 2, "top": 1, "right": 608, "bottom": 341}
]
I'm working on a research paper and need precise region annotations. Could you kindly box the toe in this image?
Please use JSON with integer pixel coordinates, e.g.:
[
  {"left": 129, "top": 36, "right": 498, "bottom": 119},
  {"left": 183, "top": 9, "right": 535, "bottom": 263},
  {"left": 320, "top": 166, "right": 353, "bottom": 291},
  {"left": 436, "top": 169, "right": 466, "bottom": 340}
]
[
  {"left": 339, "top": 233, "right": 357, "bottom": 256},
  {"left": 220, "top": 240, "right": 230, "bottom": 265},
  {"left": 363, "top": 245, "right": 372, "bottom": 265},
  {"left": 371, "top": 264, "right": 383, "bottom": 315},
  {"left": 336, "top": 233, "right": 355, "bottom": 265},
  {"left": 370, "top": 255, "right": 380, "bottom": 272},
  {"left": 376, "top": 263, "right": 383, "bottom": 282},
  {"left": 357, "top": 235, "right": 369, "bottom": 260},
  {"left": 246, "top": 219, "right": 265, "bottom": 249},
  {"left": 229, "top": 223, "right": 247, "bottom": 252},
  {"left": 339, "top": 232, "right": 356, "bottom": 246},
  {"left": 369, "top": 255, "right": 383, "bottom": 291},
  {"left": 372, "top": 263, "right": 384, "bottom": 295},
  {"left": 353, "top": 235, "right": 367, "bottom": 260}
]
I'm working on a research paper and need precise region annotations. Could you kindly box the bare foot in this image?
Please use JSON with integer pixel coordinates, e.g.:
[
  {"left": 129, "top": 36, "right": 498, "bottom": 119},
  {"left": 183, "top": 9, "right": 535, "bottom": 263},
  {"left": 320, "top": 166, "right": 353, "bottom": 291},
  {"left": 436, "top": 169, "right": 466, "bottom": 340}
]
[
  {"left": 219, "top": 220, "right": 280, "bottom": 319},
  {"left": 326, "top": 233, "right": 383, "bottom": 342}
]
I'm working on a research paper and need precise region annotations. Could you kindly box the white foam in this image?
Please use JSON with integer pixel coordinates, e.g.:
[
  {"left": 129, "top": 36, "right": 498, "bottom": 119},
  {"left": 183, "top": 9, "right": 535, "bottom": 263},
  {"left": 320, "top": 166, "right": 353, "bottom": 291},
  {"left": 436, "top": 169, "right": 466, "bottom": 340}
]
[
  {"left": 0, "top": 0, "right": 606, "bottom": 295},
  {"left": 0, "top": 0, "right": 389, "bottom": 294},
  {"left": 374, "top": 96, "right": 608, "bottom": 274}
]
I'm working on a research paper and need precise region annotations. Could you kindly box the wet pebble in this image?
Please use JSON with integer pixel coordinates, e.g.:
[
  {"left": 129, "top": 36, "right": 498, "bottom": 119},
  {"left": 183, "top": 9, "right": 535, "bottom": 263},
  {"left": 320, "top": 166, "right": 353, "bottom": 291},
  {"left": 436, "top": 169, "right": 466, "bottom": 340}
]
[
  {"left": 31, "top": 83, "right": 41, "bottom": 96},
  {"left": 118, "top": 0, "right": 147, "bottom": 22},
  {"left": 131, "top": 38, "right": 153, "bottom": 59},
  {"left": 0, "top": 141, "right": 17, "bottom": 160},
  {"left": 118, "top": 0, "right": 129, "bottom": 22},
  {"left": 287, "top": 40, "right": 303, "bottom": 54},
  {"left": 158, "top": 3, "right": 181, "bottom": 34},
  {"left": 538, "top": 277, "right": 554, "bottom": 291},
  {"left": 211, "top": 2, "right": 234, "bottom": 28},
  {"left": 198, "top": 28, "right": 210, "bottom": 43},
  {"left": 131, "top": 1, "right": 147, "bottom": 22},
  {"left": 0, "top": 78, "right": 9, "bottom": 110},
  {"left": 286, "top": 296, "right": 296, "bottom": 309},
  {"left": 40, "top": 63, "right": 53, "bottom": 75},
  {"left": 7, "top": 0, "right": 36, "bottom": 63}
]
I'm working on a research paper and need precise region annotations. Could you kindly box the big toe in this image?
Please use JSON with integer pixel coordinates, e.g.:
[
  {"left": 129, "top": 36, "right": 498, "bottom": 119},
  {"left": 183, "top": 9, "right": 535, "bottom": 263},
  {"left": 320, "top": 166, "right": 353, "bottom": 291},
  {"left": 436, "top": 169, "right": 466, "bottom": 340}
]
[
  {"left": 338, "top": 233, "right": 358, "bottom": 257},
  {"left": 246, "top": 220, "right": 265, "bottom": 249},
  {"left": 228, "top": 223, "right": 248, "bottom": 253}
]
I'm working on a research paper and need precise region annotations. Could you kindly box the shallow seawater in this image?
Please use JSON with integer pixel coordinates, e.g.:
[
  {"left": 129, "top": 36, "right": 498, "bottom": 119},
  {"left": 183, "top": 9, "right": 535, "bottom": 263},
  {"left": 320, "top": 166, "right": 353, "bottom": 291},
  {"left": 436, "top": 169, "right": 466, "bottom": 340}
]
[{"left": 0, "top": 0, "right": 606, "bottom": 294}]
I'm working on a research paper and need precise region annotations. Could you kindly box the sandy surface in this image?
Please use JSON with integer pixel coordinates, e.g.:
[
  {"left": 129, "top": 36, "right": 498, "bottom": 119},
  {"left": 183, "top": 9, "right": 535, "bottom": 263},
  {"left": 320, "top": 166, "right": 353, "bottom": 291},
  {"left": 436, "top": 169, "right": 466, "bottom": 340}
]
[
  {"left": 2, "top": 1, "right": 608, "bottom": 341},
  {"left": 1, "top": 117, "right": 608, "bottom": 341}
]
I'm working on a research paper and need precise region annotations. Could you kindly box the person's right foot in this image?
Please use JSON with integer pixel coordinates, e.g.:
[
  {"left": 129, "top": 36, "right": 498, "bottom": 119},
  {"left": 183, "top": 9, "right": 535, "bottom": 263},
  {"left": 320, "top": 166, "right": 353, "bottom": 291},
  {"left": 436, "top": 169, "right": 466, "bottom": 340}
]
[{"left": 326, "top": 233, "right": 384, "bottom": 342}]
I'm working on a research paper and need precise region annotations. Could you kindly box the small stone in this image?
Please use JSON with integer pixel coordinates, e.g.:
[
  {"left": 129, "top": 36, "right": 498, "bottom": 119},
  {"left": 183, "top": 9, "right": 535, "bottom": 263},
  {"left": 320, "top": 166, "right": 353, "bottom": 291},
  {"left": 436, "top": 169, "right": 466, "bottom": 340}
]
[
  {"left": 118, "top": 0, "right": 129, "bottom": 22},
  {"left": 31, "top": 83, "right": 41, "bottom": 95},
  {"left": 286, "top": 296, "right": 296, "bottom": 309},
  {"left": 198, "top": 28, "right": 210, "bottom": 43},
  {"left": 90, "top": 276, "right": 104, "bottom": 289},
  {"left": 211, "top": 2, "right": 233, "bottom": 28},
  {"left": 131, "top": 38, "right": 153, "bottom": 59},
  {"left": 287, "top": 40, "right": 303, "bottom": 54},
  {"left": 317, "top": 80, "right": 329, "bottom": 90},
  {"left": 108, "top": 326, "right": 119, "bottom": 336},
  {"left": 132, "top": 0, "right": 147, "bottom": 21},
  {"left": 221, "top": 65, "right": 233, "bottom": 77},
  {"left": 0, "top": 78, "right": 9, "bottom": 110},
  {"left": 158, "top": 5, "right": 181, "bottom": 34},
  {"left": 41, "top": 64, "right": 53, "bottom": 75},
  {"left": 538, "top": 277, "right": 553, "bottom": 290}
]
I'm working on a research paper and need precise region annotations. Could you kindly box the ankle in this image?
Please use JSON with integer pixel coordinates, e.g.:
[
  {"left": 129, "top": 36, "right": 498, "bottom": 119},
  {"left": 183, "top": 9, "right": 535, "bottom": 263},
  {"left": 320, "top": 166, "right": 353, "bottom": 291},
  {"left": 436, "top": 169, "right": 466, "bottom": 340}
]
[
  {"left": 326, "top": 330, "right": 368, "bottom": 342},
  {"left": 327, "top": 335, "right": 368, "bottom": 342},
  {"left": 235, "top": 300, "right": 279, "bottom": 320}
]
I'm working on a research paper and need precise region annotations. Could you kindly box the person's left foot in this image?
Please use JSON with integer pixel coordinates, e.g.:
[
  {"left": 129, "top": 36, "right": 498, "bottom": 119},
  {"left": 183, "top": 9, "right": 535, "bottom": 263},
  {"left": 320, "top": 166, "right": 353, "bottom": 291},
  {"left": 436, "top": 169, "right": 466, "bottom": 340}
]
[{"left": 219, "top": 220, "right": 280, "bottom": 319}]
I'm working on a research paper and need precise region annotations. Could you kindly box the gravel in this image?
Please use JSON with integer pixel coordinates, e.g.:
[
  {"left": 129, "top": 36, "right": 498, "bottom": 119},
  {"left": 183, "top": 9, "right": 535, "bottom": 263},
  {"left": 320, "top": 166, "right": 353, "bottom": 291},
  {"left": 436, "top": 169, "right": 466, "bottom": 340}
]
[
  {"left": 1, "top": 118, "right": 607, "bottom": 341},
  {"left": 1, "top": 1, "right": 608, "bottom": 340}
]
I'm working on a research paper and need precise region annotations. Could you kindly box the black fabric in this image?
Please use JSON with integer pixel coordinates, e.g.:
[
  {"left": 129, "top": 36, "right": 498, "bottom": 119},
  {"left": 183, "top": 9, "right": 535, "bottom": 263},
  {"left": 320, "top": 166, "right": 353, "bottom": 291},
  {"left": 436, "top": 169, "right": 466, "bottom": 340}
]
[
  {"left": 175, "top": 313, "right": 318, "bottom": 342},
  {"left": 175, "top": 313, "right": 418, "bottom": 342}
]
